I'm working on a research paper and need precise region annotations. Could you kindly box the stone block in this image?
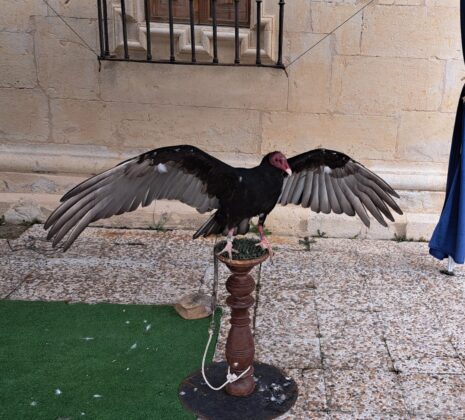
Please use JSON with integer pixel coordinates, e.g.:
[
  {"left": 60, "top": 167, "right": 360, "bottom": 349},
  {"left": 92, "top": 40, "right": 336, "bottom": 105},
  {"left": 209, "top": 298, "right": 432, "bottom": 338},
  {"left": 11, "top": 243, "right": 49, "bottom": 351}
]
[
  {"left": 397, "top": 111, "right": 455, "bottom": 163},
  {"left": 331, "top": 55, "right": 444, "bottom": 115},
  {"left": 400, "top": 190, "right": 445, "bottom": 214},
  {"left": 51, "top": 99, "right": 112, "bottom": 145},
  {"left": 310, "top": 2, "right": 362, "bottom": 55},
  {"left": 287, "top": 33, "right": 332, "bottom": 113},
  {"left": 0, "top": 89, "right": 49, "bottom": 143},
  {"left": 107, "top": 101, "right": 261, "bottom": 153},
  {"left": 282, "top": 0, "right": 311, "bottom": 33},
  {"left": 0, "top": 0, "right": 46, "bottom": 32},
  {"left": 266, "top": 205, "right": 309, "bottom": 237},
  {"left": 361, "top": 5, "right": 461, "bottom": 60},
  {"left": 45, "top": 0, "right": 97, "bottom": 19},
  {"left": 3, "top": 199, "right": 46, "bottom": 224},
  {"left": 307, "top": 213, "right": 367, "bottom": 240},
  {"left": 0, "top": 172, "right": 79, "bottom": 195},
  {"left": 100, "top": 61, "right": 288, "bottom": 112},
  {"left": 34, "top": 16, "right": 99, "bottom": 100},
  {"left": 426, "top": 0, "right": 458, "bottom": 6},
  {"left": 261, "top": 111, "right": 398, "bottom": 161},
  {"left": 174, "top": 292, "right": 212, "bottom": 320},
  {"left": 441, "top": 59, "right": 465, "bottom": 113},
  {"left": 364, "top": 219, "right": 406, "bottom": 241},
  {"left": 405, "top": 212, "right": 438, "bottom": 240},
  {"left": 0, "top": 32, "right": 36, "bottom": 88},
  {"left": 378, "top": 0, "right": 423, "bottom": 5}
]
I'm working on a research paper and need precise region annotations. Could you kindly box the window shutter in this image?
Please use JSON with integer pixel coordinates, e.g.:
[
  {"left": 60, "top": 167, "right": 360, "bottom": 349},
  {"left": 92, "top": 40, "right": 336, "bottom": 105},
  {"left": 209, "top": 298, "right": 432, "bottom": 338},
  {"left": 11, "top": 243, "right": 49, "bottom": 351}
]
[
  {"left": 199, "top": 0, "right": 250, "bottom": 27},
  {"left": 151, "top": 0, "right": 192, "bottom": 23}
]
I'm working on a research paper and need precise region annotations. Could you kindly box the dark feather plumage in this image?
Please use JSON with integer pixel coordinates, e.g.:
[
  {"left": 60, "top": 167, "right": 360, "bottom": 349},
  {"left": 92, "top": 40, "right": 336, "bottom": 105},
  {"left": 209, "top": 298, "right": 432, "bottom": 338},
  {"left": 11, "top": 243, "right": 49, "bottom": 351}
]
[
  {"left": 44, "top": 145, "right": 402, "bottom": 250},
  {"left": 280, "top": 148, "right": 403, "bottom": 227}
]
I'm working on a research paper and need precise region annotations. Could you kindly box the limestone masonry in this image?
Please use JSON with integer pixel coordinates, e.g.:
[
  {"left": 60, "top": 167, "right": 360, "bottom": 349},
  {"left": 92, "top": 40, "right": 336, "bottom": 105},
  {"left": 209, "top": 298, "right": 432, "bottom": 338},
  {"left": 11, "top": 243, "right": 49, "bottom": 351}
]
[{"left": 0, "top": 0, "right": 462, "bottom": 240}]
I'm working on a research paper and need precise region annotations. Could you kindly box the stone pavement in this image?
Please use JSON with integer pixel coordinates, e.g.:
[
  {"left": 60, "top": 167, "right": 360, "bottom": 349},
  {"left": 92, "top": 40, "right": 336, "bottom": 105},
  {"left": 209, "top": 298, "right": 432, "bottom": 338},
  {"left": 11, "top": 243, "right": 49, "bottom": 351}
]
[{"left": 1, "top": 225, "right": 465, "bottom": 419}]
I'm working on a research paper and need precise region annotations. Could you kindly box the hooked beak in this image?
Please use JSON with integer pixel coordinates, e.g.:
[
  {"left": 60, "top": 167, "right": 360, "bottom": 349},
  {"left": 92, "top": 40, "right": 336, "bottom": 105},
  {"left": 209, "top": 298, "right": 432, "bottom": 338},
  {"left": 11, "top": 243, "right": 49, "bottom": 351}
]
[{"left": 285, "top": 168, "right": 292, "bottom": 176}]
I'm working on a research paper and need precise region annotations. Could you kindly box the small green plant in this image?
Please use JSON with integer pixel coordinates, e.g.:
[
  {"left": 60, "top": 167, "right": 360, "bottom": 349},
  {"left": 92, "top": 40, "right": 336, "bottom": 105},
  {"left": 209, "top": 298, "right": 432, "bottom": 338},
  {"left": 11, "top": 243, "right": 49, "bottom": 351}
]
[
  {"left": 393, "top": 233, "right": 406, "bottom": 242},
  {"left": 249, "top": 221, "right": 272, "bottom": 236},
  {"left": 393, "top": 233, "right": 415, "bottom": 242},
  {"left": 149, "top": 212, "right": 170, "bottom": 232},
  {"left": 299, "top": 236, "right": 316, "bottom": 251},
  {"left": 313, "top": 229, "right": 327, "bottom": 238}
]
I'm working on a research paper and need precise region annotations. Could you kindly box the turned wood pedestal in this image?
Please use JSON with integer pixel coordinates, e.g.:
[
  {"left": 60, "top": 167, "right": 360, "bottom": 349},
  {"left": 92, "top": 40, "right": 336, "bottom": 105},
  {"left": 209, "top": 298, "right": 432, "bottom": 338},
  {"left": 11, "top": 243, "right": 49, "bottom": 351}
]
[
  {"left": 221, "top": 252, "right": 266, "bottom": 396},
  {"left": 179, "top": 251, "right": 298, "bottom": 420}
]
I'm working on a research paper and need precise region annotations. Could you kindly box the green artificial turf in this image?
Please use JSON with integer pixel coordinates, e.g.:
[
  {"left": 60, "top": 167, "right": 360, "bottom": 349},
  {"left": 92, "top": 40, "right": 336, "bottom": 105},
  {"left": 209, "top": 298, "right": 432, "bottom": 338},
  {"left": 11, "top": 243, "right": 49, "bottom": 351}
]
[{"left": 0, "top": 301, "right": 221, "bottom": 420}]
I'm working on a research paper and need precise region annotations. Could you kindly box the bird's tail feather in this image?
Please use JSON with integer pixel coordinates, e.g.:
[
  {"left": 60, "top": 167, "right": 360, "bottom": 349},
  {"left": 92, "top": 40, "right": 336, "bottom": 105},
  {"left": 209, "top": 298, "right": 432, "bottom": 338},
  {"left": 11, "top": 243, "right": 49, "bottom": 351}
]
[
  {"left": 193, "top": 214, "right": 251, "bottom": 239},
  {"left": 193, "top": 213, "right": 223, "bottom": 239}
]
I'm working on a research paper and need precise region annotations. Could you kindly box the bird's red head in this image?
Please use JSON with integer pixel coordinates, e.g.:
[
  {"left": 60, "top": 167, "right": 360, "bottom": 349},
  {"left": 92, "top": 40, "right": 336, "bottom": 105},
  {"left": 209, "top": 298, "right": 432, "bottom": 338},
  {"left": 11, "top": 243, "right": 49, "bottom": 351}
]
[{"left": 269, "top": 152, "right": 292, "bottom": 176}]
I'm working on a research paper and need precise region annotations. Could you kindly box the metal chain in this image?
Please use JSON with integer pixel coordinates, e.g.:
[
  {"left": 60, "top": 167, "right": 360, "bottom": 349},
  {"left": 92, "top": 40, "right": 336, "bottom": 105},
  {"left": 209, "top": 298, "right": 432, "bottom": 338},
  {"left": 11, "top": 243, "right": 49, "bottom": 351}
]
[
  {"left": 253, "top": 262, "right": 262, "bottom": 338},
  {"left": 209, "top": 238, "right": 219, "bottom": 333}
]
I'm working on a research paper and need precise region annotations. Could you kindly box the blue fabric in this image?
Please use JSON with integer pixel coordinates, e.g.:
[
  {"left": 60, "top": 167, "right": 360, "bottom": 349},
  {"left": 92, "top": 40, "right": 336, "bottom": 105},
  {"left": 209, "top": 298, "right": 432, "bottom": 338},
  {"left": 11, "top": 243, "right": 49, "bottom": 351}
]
[
  {"left": 429, "top": 87, "right": 465, "bottom": 263},
  {"left": 428, "top": 0, "right": 465, "bottom": 263}
]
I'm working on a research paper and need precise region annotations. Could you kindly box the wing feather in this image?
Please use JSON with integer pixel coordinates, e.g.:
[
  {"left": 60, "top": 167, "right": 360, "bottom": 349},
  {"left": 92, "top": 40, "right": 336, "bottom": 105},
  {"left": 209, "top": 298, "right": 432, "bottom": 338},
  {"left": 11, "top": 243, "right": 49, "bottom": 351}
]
[
  {"left": 45, "top": 145, "right": 231, "bottom": 250},
  {"left": 301, "top": 171, "right": 313, "bottom": 208},
  {"left": 318, "top": 169, "right": 331, "bottom": 214},
  {"left": 310, "top": 172, "right": 320, "bottom": 213},
  {"left": 290, "top": 172, "right": 307, "bottom": 205},
  {"left": 338, "top": 176, "right": 371, "bottom": 226},
  {"left": 331, "top": 176, "right": 355, "bottom": 216},
  {"left": 356, "top": 182, "right": 394, "bottom": 222},
  {"left": 354, "top": 187, "right": 388, "bottom": 227},
  {"left": 279, "top": 148, "right": 402, "bottom": 227},
  {"left": 325, "top": 173, "right": 342, "bottom": 214},
  {"left": 279, "top": 173, "right": 296, "bottom": 204}
]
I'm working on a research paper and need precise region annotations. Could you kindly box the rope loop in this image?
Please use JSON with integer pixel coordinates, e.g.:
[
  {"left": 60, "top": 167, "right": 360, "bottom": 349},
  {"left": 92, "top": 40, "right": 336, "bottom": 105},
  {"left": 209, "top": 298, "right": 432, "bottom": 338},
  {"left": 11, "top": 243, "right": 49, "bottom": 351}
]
[{"left": 201, "top": 328, "right": 251, "bottom": 391}]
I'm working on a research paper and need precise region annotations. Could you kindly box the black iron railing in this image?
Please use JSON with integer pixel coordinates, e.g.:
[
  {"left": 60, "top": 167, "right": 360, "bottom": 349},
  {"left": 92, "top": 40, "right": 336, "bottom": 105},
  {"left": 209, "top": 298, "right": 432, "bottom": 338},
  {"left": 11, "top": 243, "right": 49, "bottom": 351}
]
[{"left": 97, "top": 0, "right": 285, "bottom": 69}]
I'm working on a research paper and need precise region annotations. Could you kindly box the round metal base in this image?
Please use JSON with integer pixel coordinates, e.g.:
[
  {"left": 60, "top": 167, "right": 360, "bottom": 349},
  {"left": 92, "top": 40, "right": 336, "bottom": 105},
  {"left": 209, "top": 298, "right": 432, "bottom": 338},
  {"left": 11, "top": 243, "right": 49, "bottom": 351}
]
[{"left": 179, "top": 361, "right": 298, "bottom": 420}]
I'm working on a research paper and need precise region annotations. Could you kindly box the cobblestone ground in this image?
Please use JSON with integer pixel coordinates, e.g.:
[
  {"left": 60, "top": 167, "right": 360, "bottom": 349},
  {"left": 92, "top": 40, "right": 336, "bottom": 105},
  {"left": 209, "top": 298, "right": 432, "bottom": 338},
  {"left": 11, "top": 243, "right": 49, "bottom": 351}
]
[{"left": 1, "top": 225, "right": 465, "bottom": 419}]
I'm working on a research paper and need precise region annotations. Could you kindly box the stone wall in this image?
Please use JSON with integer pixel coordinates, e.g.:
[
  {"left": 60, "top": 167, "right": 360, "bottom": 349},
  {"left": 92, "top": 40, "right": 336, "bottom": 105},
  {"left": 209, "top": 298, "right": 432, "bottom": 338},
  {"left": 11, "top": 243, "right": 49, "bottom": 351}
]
[{"left": 0, "top": 0, "right": 462, "bottom": 240}]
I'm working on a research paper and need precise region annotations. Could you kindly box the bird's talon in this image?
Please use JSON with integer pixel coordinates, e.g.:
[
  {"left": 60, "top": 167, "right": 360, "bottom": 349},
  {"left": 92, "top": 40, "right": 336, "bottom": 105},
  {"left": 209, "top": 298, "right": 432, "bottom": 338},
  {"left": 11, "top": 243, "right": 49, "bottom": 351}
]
[
  {"left": 217, "top": 241, "right": 237, "bottom": 260},
  {"left": 256, "top": 238, "right": 274, "bottom": 257}
]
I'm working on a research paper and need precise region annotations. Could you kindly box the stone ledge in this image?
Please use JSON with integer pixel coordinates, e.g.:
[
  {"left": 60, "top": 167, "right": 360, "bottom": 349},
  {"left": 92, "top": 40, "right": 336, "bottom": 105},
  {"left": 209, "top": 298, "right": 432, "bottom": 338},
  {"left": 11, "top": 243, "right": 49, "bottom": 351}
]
[
  {"left": 0, "top": 190, "right": 437, "bottom": 241},
  {"left": 0, "top": 143, "right": 448, "bottom": 192}
]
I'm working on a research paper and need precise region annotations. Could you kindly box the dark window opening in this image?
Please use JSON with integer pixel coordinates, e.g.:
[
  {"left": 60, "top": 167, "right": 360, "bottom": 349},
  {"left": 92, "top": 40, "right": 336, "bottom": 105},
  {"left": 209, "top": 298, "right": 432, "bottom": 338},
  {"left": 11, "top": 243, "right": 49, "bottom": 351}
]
[{"left": 151, "top": 0, "right": 251, "bottom": 28}]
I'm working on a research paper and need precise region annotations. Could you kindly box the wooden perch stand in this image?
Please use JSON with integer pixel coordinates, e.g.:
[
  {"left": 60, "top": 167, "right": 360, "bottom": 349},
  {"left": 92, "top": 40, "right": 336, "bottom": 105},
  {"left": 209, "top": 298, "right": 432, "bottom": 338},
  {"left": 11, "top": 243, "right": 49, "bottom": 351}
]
[
  {"left": 179, "top": 242, "right": 298, "bottom": 420},
  {"left": 219, "top": 252, "right": 268, "bottom": 396}
]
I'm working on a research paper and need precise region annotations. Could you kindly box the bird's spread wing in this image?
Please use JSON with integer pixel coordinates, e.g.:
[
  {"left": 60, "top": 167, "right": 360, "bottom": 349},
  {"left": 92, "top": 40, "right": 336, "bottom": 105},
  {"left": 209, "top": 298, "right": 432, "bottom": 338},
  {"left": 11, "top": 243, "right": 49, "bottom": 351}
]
[
  {"left": 279, "top": 149, "right": 402, "bottom": 227},
  {"left": 45, "top": 145, "right": 235, "bottom": 250}
]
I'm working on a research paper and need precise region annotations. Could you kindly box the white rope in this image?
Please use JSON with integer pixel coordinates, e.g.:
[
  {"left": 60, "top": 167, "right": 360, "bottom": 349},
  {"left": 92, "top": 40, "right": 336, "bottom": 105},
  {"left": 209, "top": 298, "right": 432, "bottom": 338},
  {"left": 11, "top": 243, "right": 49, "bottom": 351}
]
[
  {"left": 201, "top": 327, "right": 251, "bottom": 391},
  {"left": 200, "top": 240, "right": 251, "bottom": 391}
]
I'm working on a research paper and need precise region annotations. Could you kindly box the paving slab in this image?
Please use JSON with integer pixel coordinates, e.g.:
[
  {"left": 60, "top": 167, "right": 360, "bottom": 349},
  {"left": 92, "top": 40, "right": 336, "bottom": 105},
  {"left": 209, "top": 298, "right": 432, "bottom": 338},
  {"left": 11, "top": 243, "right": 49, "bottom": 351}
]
[
  {"left": 1, "top": 225, "right": 465, "bottom": 419},
  {"left": 318, "top": 310, "right": 391, "bottom": 370},
  {"left": 325, "top": 369, "right": 408, "bottom": 416},
  {"left": 400, "top": 373, "right": 465, "bottom": 417},
  {"left": 380, "top": 307, "right": 456, "bottom": 360}
]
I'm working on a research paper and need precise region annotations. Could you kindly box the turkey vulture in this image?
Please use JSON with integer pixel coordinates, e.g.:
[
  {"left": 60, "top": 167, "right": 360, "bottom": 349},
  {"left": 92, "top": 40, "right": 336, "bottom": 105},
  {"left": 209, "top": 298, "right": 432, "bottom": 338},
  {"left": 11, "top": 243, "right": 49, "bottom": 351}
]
[{"left": 44, "top": 145, "right": 402, "bottom": 258}]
